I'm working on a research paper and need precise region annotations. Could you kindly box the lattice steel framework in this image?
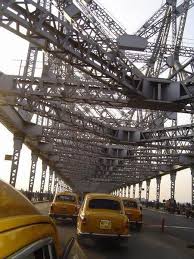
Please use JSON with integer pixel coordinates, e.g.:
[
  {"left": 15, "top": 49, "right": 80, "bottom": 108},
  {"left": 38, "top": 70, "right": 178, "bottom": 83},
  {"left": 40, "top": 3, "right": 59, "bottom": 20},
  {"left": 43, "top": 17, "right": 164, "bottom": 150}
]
[
  {"left": 48, "top": 168, "right": 54, "bottom": 193},
  {"left": 0, "top": 0, "right": 194, "bottom": 195},
  {"left": 29, "top": 153, "right": 38, "bottom": 192},
  {"left": 170, "top": 172, "right": 177, "bottom": 199},
  {"left": 53, "top": 174, "right": 58, "bottom": 194},
  {"left": 156, "top": 176, "right": 161, "bottom": 202},
  {"left": 9, "top": 136, "right": 23, "bottom": 187},
  {"left": 191, "top": 168, "right": 194, "bottom": 206},
  {"left": 40, "top": 161, "right": 47, "bottom": 193},
  {"left": 146, "top": 179, "right": 151, "bottom": 202}
]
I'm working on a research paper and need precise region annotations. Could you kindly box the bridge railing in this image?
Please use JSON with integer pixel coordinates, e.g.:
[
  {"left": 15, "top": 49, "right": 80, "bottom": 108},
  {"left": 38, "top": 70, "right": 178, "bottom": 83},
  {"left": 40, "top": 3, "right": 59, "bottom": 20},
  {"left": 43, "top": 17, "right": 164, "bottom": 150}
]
[
  {"left": 20, "top": 190, "right": 54, "bottom": 202},
  {"left": 142, "top": 201, "right": 194, "bottom": 217}
]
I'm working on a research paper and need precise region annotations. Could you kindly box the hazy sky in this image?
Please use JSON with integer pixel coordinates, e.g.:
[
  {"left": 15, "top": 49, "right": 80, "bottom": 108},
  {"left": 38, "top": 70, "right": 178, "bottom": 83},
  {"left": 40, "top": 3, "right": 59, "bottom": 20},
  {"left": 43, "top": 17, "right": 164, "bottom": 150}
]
[{"left": 0, "top": 0, "right": 193, "bottom": 202}]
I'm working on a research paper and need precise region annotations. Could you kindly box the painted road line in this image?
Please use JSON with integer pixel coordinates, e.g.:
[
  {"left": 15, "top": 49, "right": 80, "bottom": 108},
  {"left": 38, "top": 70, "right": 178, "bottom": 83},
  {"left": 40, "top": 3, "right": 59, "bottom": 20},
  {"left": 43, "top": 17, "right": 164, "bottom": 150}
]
[
  {"left": 146, "top": 208, "right": 185, "bottom": 217},
  {"left": 144, "top": 224, "right": 194, "bottom": 230}
]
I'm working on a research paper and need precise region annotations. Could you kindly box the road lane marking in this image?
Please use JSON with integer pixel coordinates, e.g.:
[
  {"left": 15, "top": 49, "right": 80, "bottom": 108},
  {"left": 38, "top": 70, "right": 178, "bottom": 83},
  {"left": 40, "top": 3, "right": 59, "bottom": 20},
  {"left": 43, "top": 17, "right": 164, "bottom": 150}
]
[
  {"left": 146, "top": 208, "right": 186, "bottom": 217},
  {"left": 144, "top": 224, "right": 194, "bottom": 230}
]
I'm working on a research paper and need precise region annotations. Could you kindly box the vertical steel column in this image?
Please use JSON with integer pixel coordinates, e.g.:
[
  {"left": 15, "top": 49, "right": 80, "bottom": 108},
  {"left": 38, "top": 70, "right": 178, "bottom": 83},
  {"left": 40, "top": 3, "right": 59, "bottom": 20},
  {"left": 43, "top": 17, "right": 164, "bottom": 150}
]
[
  {"left": 29, "top": 153, "right": 38, "bottom": 192},
  {"left": 191, "top": 167, "right": 194, "bottom": 207},
  {"left": 128, "top": 186, "right": 131, "bottom": 198},
  {"left": 191, "top": 114, "right": 194, "bottom": 207},
  {"left": 9, "top": 135, "right": 23, "bottom": 187},
  {"left": 19, "top": 43, "right": 39, "bottom": 121},
  {"left": 23, "top": 44, "right": 38, "bottom": 76},
  {"left": 146, "top": 179, "right": 151, "bottom": 202},
  {"left": 156, "top": 176, "right": 161, "bottom": 208},
  {"left": 123, "top": 186, "right": 126, "bottom": 197},
  {"left": 139, "top": 182, "right": 142, "bottom": 201},
  {"left": 133, "top": 184, "right": 136, "bottom": 198},
  {"left": 40, "top": 161, "right": 47, "bottom": 193},
  {"left": 61, "top": 181, "right": 64, "bottom": 192},
  {"left": 57, "top": 180, "right": 61, "bottom": 193},
  {"left": 48, "top": 168, "right": 53, "bottom": 193},
  {"left": 60, "top": 181, "right": 63, "bottom": 192},
  {"left": 62, "top": 182, "right": 65, "bottom": 192},
  {"left": 170, "top": 172, "right": 176, "bottom": 199},
  {"left": 53, "top": 174, "right": 58, "bottom": 195}
]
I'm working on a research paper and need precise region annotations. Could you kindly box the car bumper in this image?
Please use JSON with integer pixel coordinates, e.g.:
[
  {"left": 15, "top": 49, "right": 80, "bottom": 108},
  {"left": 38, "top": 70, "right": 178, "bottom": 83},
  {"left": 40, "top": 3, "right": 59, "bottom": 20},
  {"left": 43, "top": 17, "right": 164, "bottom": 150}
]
[
  {"left": 77, "top": 231, "right": 131, "bottom": 239},
  {"left": 129, "top": 221, "right": 143, "bottom": 224}
]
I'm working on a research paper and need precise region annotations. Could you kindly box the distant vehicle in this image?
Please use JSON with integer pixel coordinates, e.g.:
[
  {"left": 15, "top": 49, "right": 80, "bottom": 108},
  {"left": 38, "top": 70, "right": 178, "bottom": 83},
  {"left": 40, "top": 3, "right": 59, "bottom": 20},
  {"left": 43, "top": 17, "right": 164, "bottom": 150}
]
[
  {"left": 77, "top": 193, "right": 130, "bottom": 244},
  {"left": 122, "top": 198, "right": 143, "bottom": 231},
  {"left": 0, "top": 179, "right": 86, "bottom": 259},
  {"left": 49, "top": 192, "right": 80, "bottom": 224}
]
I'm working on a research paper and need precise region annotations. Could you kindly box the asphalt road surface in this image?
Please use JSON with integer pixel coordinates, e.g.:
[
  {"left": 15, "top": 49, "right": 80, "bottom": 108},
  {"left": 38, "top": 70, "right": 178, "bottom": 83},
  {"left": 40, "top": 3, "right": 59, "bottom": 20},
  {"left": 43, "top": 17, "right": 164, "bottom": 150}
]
[{"left": 36, "top": 203, "right": 194, "bottom": 259}]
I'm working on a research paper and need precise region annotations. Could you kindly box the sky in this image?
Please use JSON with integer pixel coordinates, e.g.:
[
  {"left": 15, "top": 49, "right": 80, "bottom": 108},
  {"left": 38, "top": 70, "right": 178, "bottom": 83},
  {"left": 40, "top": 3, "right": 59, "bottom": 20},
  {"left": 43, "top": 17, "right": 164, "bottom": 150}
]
[{"left": 0, "top": 0, "right": 193, "bottom": 202}]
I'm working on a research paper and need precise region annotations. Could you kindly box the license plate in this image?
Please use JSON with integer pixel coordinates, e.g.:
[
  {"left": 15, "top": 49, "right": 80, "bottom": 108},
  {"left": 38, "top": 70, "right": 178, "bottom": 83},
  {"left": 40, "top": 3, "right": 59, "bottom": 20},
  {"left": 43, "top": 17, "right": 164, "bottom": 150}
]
[{"left": 100, "top": 220, "right": 112, "bottom": 229}]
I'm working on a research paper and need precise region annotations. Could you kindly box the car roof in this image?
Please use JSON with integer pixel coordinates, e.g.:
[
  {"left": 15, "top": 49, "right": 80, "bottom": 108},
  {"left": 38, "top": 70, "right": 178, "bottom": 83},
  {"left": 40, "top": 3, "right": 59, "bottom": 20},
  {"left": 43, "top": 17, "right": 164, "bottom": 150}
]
[
  {"left": 85, "top": 193, "right": 122, "bottom": 201},
  {"left": 56, "top": 191, "right": 78, "bottom": 196},
  {"left": 0, "top": 180, "right": 60, "bottom": 258},
  {"left": 0, "top": 179, "right": 40, "bottom": 219}
]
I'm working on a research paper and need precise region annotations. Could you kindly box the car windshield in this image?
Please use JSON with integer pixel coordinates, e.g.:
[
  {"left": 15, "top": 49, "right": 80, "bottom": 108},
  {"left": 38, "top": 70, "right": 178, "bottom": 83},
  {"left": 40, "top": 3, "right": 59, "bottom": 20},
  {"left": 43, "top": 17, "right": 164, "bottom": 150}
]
[
  {"left": 56, "top": 195, "right": 76, "bottom": 202},
  {"left": 123, "top": 200, "right": 138, "bottom": 208},
  {"left": 88, "top": 199, "right": 121, "bottom": 210}
]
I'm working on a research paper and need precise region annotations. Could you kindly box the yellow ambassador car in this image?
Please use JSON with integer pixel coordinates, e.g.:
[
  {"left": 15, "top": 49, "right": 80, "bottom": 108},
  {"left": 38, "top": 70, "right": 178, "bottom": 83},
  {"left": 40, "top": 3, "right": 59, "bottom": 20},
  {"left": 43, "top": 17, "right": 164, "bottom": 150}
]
[
  {"left": 122, "top": 198, "right": 143, "bottom": 231},
  {"left": 0, "top": 179, "right": 61, "bottom": 258},
  {"left": 77, "top": 193, "right": 130, "bottom": 243},
  {"left": 49, "top": 192, "right": 79, "bottom": 224},
  {"left": 0, "top": 179, "right": 87, "bottom": 259}
]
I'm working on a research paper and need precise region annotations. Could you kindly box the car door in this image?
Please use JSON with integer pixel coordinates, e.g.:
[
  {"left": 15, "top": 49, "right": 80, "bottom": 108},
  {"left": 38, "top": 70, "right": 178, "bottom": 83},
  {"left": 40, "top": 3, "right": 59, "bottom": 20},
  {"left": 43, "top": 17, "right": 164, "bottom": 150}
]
[{"left": 9, "top": 237, "right": 57, "bottom": 259}]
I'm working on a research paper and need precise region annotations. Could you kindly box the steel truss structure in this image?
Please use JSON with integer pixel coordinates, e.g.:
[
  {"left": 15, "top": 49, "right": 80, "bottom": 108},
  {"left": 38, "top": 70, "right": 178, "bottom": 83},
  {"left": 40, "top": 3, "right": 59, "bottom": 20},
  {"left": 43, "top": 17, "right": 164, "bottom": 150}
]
[{"left": 0, "top": 0, "right": 194, "bottom": 201}]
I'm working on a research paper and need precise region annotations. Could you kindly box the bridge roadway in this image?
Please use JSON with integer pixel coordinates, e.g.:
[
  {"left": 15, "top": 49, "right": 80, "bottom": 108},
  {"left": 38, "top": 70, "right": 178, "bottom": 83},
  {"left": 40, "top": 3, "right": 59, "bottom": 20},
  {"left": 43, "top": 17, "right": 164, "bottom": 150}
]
[{"left": 35, "top": 203, "right": 194, "bottom": 259}]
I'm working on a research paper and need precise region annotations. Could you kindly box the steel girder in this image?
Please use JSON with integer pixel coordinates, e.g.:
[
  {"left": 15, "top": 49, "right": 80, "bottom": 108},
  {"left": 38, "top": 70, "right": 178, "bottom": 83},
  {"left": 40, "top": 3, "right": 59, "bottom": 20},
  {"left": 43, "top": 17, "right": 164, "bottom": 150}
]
[
  {"left": 191, "top": 167, "right": 194, "bottom": 206},
  {"left": 48, "top": 168, "right": 53, "bottom": 193},
  {"left": 29, "top": 152, "right": 38, "bottom": 192},
  {"left": 1, "top": 0, "right": 194, "bottom": 112},
  {"left": 0, "top": 0, "right": 143, "bottom": 95},
  {"left": 136, "top": 0, "right": 194, "bottom": 39},
  {"left": 2, "top": 75, "right": 178, "bottom": 129},
  {"left": 40, "top": 161, "right": 47, "bottom": 193},
  {"left": 9, "top": 135, "right": 23, "bottom": 187},
  {"left": 0, "top": 0, "right": 194, "bottom": 193}
]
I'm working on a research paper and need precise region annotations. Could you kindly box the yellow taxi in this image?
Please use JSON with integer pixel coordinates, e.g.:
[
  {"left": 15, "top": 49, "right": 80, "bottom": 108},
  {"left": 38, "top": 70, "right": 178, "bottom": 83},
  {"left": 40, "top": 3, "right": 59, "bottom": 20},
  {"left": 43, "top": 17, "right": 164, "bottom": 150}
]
[
  {"left": 0, "top": 179, "right": 61, "bottom": 258},
  {"left": 0, "top": 179, "right": 87, "bottom": 259},
  {"left": 77, "top": 193, "right": 130, "bottom": 243},
  {"left": 49, "top": 191, "right": 79, "bottom": 223},
  {"left": 122, "top": 198, "right": 143, "bottom": 231}
]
